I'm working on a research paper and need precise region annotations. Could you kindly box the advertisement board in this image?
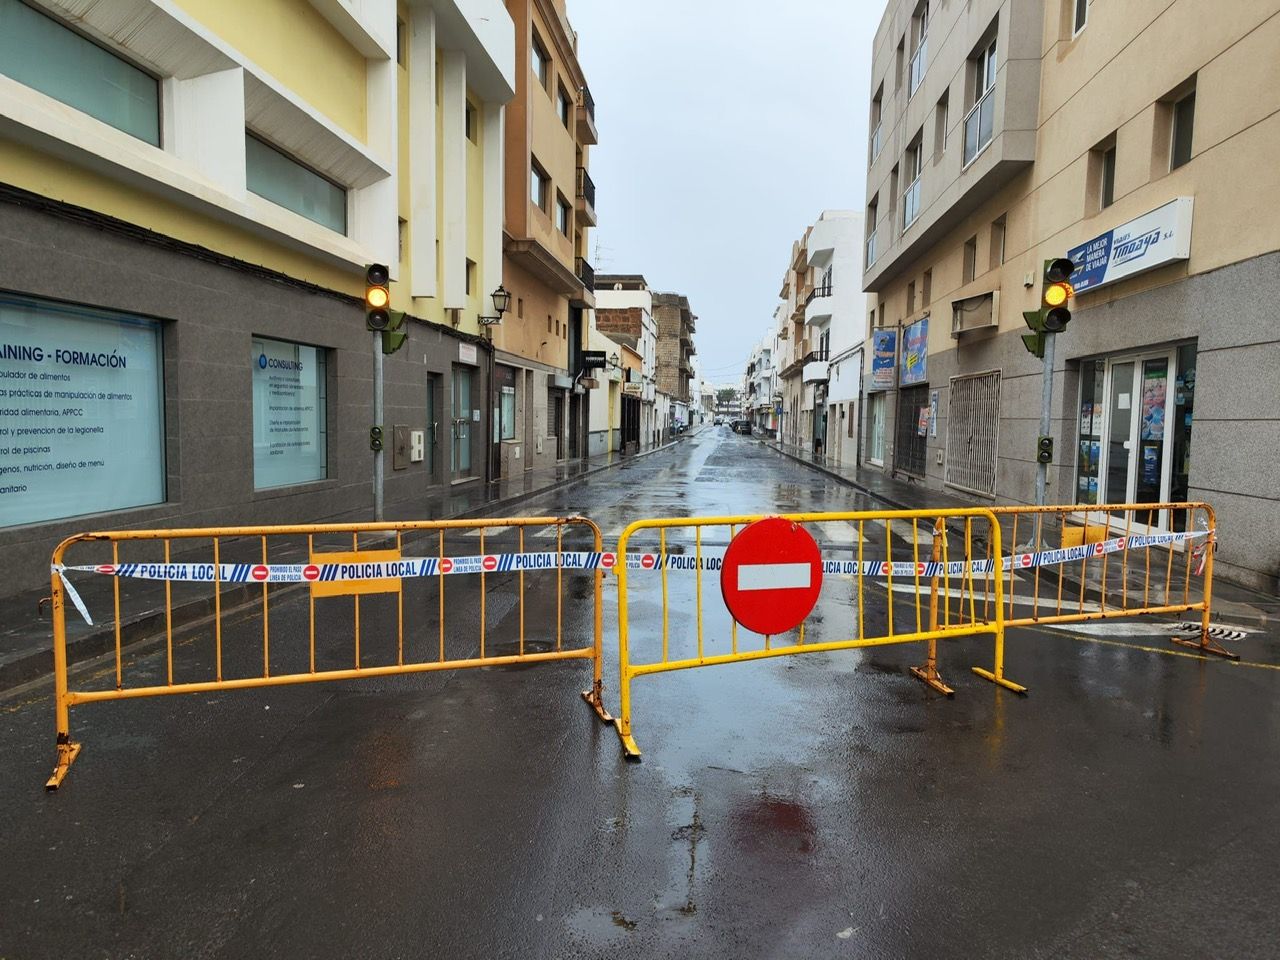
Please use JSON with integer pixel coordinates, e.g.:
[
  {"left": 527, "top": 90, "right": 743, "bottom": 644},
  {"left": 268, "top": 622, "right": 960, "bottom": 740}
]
[
  {"left": 252, "top": 337, "right": 327, "bottom": 489},
  {"left": 0, "top": 296, "right": 165, "bottom": 527},
  {"left": 900, "top": 317, "right": 929, "bottom": 386},
  {"left": 869, "top": 330, "right": 897, "bottom": 391}
]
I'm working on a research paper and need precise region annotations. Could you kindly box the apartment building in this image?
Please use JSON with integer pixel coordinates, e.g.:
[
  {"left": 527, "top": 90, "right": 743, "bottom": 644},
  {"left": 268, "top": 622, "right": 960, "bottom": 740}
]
[
  {"left": 494, "top": 0, "right": 596, "bottom": 476},
  {"left": 595, "top": 274, "right": 659, "bottom": 451},
  {"left": 651, "top": 292, "right": 697, "bottom": 431},
  {"left": 862, "top": 0, "right": 1280, "bottom": 589},
  {"left": 0, "top": 0, "right": 514, "bottom": 595}
]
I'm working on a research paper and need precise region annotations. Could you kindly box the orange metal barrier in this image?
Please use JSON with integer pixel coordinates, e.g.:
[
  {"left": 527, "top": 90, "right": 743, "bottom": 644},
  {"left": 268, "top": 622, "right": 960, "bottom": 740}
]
[
  {"left": 46, "top": 516, "right": 612, "bottom": 789},
  {"left": 613, "top": 508, "right": 1007, "bottom": 759},
  {"left": 961, "top": 501, "right": 1222, "bottom": 691}
]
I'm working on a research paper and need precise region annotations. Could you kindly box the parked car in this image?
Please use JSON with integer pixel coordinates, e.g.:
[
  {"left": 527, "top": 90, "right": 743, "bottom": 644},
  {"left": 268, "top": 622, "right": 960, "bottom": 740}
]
[
  {"left": 731, "top": 419, "right": 751, "bottom": 435},
  {"left": 714, "top": 416, "right": 724, "bottom": 426}
]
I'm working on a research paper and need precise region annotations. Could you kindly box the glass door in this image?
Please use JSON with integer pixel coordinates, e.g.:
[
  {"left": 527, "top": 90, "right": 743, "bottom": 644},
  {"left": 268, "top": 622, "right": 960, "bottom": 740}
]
[
  {"left": 451, "top": 366, "right": 472, "bottom": 479},
  {"left": 868, "top": 394, "right": 886, "bottom": 465}
]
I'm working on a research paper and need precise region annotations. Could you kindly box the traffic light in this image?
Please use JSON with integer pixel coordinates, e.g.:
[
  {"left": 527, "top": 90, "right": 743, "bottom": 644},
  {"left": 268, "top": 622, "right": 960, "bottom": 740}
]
[
  {"left": 365, "top": 263, "right": 390, "bottom": 331},
  {"left": 1021, "top": 310, "right": 1045, "bottom": 359},
  {"left": 381, "top": 310, "right": 408, "bottom": 355},
  {"left": 369, "top": 425, "right": 383, "bottom": 452},
  {"left": 1037, "top": 435, "right": 1054, "bottom": 464},
  {"left": 1041, "top": 258, "right": 1075, "bottom": 333}
]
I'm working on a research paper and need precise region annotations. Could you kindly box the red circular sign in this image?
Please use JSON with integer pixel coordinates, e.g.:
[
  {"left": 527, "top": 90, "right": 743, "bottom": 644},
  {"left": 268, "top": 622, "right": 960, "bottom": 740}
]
[
  {"left": 482, "top": 555, "right": 498, "bottom": 572},
  {"left": 95, "top": 564, "right": 116, "bottom": 575},
  {"left": 303, "top": 564, "right": 320, "bottom": 581},
  {"left": 640, "top": 554, "right": 656, "bottom": 570},
  {"left": 720, "top": 517, "right": 822, "bottom": 636},
  {"left": 439, "top": 558, "right": 454, "bottom": 574},
  {"left": 600, "top": 552, "right": 616, "bottom": 569},
  {"left": 251, "top": 565, "right": 270, "bottom": 582}
]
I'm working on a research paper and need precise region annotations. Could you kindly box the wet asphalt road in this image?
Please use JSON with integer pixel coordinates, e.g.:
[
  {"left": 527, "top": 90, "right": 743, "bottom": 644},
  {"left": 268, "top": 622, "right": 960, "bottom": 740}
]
[{"left": 2, "top": 428, "right": 1280, "bottom": 959}]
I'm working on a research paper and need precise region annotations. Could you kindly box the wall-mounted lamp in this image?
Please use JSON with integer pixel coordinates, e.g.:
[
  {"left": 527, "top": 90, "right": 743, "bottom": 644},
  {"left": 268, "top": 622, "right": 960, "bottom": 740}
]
[
  {"left": 608, "top": 351, "right": 621, "bottom": 370},
  {"left": 478, "top": 285, "right": 512, "bottom": 326}
]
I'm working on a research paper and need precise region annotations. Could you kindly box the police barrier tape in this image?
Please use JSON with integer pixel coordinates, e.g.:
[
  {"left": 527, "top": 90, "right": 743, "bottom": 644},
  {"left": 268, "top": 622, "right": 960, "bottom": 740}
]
[{"left": 53, "top": 528, "right": 1210, "bottom": 626}]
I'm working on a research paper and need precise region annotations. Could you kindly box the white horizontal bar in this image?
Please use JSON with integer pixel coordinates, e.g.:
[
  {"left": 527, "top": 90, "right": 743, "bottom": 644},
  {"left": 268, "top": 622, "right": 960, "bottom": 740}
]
[{"left": 738, "top": 562, "right": 811, "bottom": 592}]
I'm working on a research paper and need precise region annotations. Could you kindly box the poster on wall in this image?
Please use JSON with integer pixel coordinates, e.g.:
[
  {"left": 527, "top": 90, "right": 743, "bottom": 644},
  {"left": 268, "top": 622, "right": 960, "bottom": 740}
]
[
  {"left": 929, "top": 390, "right": 939, "bottom": 437},
  {"left": 0, "top": 296, "right": 165, "bottom": 527},
  {"left": 1140, "top": 366, "right": 1166, "bottom": 441},
  {"left": 869, "top": 330, "right": 897, "bottom": 391},
  {"left": 900, "top": 318, "right": 928, "bottom": 386},
  {"left": 252, "top": 337, "right": 327, "bottom": 489}
]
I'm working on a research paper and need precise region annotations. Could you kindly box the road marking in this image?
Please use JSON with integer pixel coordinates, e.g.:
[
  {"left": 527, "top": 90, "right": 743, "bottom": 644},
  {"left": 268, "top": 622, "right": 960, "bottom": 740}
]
[{"left": 1025, "top": 625, "right": 1280, "bottom": 671}]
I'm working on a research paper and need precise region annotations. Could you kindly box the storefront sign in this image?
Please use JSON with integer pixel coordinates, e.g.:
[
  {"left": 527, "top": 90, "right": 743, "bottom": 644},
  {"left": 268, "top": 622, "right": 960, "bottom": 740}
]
[
  {"left": 458, "top": 342, "right": 477, "bottom": 365},
  {"left": 0, "top": 297, "right": 165, "bottom": 527},
  {"left": 929, "top": 390, "right": 939, "bottom": 438},
  {"left": 869, "top": 330, "right": 896, "bottom": 391},
  {"left": 900, "top": 318, "right": 928, "bottom": 386},
  {"left": 252, "top": 337, "right": 327, "bottom": 489},
  {"left": 622, "top": 382, "right": 642, "bottom": 396},
  {"left": 1067, "top": 197, "right": 1193, "bottom": 294}
]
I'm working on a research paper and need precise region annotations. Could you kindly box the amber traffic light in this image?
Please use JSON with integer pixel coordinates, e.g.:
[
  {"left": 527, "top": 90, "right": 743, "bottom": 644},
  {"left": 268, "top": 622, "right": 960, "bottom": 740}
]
[
  {"left": 365, "top": 264, "right": 390, "bottom": 330},
  {"left": 1041, "top": 258, "right": 1075, "bottom": 333}
]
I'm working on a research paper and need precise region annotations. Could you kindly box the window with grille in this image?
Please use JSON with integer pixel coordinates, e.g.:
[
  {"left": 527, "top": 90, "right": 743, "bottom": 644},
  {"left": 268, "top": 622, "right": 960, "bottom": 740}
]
[{"left": 945, "top": 370, "right": 1001, "bottom": 495}]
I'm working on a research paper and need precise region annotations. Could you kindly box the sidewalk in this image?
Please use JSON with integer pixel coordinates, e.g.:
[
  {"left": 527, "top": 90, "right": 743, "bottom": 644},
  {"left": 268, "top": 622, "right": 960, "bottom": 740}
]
[
  {"left": 0, "top": 429, "right": 701, "bottom": 691},
  {"left": 763, "top": 437, "right": 1280, "bottom": 627}
]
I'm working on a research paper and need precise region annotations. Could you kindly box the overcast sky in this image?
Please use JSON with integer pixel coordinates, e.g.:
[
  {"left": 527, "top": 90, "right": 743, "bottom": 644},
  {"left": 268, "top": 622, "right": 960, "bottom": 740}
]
[{"left": 569, "top": 0, "right": 881, "bottom": 385}]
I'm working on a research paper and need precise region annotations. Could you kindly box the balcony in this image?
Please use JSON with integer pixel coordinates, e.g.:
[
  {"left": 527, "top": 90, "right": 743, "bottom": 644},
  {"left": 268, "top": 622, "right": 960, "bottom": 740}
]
[
  {"left": 804, "top": 283, "right": 833, "bottom": 324},
  {"left": 780, "top": 348, "right": 828, "bottom": 381},
  {"left": 571, "top": 256, "right": 595, "bottom": 309},
  {"left": 963, "top": 87, "right": 995, "bottom": 168},
  {"left": 576, "top": 84, "right": 598, "bottom": 145},
  {"left": 575, "top": 167, "right": 597, "bottom": 226},
  {"left": 902, "top": 176, "right": 921, "bottom": 230}
]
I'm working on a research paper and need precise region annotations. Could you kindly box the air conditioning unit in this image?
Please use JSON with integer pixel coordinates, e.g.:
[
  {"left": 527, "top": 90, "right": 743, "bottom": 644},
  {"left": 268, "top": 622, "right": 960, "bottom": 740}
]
[{"left": 951, "top": 290, "right": 1000, "bottom": 338}]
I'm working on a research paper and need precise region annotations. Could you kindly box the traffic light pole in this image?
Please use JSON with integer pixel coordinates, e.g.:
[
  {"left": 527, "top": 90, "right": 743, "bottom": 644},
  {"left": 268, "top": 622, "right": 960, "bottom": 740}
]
[
  {"left": 1035, "top": 331, "right": 1055, "bottom": 506},
  {"left": 373, "top": 331, "right": 384, "bottom": 521}
]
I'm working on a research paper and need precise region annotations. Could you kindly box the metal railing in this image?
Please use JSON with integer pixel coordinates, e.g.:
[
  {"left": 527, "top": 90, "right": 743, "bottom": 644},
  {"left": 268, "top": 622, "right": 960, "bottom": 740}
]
[
  {"left": 804, "top": 283, "right": 832, "bottom": 306},
  {"left": 576, "top": 166, "right": 595, "bottom": 208},
  {"left": 45, "top": 516, "right": 614, "bottom": 788},
  {"left": 963, "top": 87, "right": 995, "bottom": 166},
  {"left": 580, "top": 84, "right": 595, "bottom": 123},
  {"left": 576, "top": 256, "right": 595, "bottom": 293}
]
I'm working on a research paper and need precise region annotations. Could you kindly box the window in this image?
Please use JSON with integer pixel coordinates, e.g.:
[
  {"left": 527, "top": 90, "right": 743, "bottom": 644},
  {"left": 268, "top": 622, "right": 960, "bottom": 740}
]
[
  {"left": 500, "top": 385, "right": 516, "bottom": 440},
  {"left": 870, "top": 86, "right": 884, "bottom": 161},
  {"left": 903, "top": 131, "right": 924, "bottom": 228},
  {"left": 1072, "top": 0, "right": 1088, "bottom": 36},
  {"left": 990, "top": 214, "right": 1006, "bottom": 269},
  {"left": 396, "top": 17, "right": 407, "bottom": 65},
  {"left": 465, "top": 258, "right": 476, "bottom": 295},
  {"left": 0, "top": 0, "right": 160, "bottom": 145},
  {"left": 889, "top": 164, "right": 900, "bottom": 232},
  {"left": 963, "top": 37, "right": 998, "bottom": 166},
  {"left": 556, "top": 194, "right": 571, "bottom": 236},
  {"left": 558, "top": 85, "right": 572, "bottom": 128},
  {"left": 963, "top": 235, "right": 978, "bottom": 283},
  {"left": 531, "top": 158, "right": 549, "bottom": 212},
  {"left": 909, "top": 1, "right": 929, "bottom": 97},
  {"left": 866, "top": 196, "right": 879, "bottom": 267},
  {"left": 532, "top": 29, "right": 550, "bottom": 91},
  {"left": 517, "top": 297, "right": 524, "bottom": 319},
  {"left": 895, "top": 37, "right": 905, "bottom": 91},
  {"left": 935, "top": 89, "right": 950, "bottom": 158},
  {"left": 398, "top": 218, "right": 407, "bottom": 263},
  {"left": 252, "top": 337, "right": 328, "bottom": 490},
  {"left": 1101, "top": 144, "right": 1117, "bottom": 208},
  {"left": 0, "top": 294, "right": 165, "bottom": 526},
  {"left": 246, "top": 134, "right": 347, "bottom": 233},
  {"left": 465, "top": 100, "right": 477, "bottom": 143},
  {"left": 907, "top": 280, "right": 916, "bottom": 314},
  {"left": 922, "top": 268, "right": 932, "bottom": 305},
  {"left": 1171, "top": 89, "right": 1195, "bottom": 169}
]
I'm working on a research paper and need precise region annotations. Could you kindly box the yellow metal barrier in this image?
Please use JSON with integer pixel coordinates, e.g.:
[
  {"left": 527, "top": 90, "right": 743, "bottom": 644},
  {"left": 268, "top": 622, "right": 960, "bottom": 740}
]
[
  {"left": 46, "top": 516, "right": 613, "bottom": 789},
  {"left": 613, "top": 508, "right": 1006, "bottom": 759},
  {"left": 966, "top": 501, "right": 1223, "bottom": 690}
]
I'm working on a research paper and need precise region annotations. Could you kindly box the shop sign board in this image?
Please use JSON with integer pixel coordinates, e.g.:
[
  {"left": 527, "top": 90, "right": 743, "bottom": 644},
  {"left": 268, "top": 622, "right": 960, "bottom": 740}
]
[
  {"left": 1067, "top": 197, "right": 1193, "bottom": 294},
  {"left": 900, "top": 318, "right": 928, "bottom": 386},
  {"left": 869, "top": 330, "right": 897, "bottom": 391}
]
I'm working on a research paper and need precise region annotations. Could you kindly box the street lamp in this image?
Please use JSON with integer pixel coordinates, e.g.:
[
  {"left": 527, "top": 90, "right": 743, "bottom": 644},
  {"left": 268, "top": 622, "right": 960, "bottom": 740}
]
[
  {"left": 608, "top": 351, "right": 620, "bottom": 370},
  {"left": 478, "top": 285, "right": 512, "bottom": 326}
]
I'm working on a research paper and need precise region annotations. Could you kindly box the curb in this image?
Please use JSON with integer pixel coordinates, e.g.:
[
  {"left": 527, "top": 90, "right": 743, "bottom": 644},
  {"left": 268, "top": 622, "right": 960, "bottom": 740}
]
[{"left": 1, "top": 435, "right": 694, "bottom": 692}]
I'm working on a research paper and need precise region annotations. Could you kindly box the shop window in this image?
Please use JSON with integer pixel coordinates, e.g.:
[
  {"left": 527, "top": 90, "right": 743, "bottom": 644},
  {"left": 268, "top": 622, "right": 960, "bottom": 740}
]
[
  {"left": 252, "top": 336, "right": 328, "bottom": 489},
  {"left": 0, "top": 294, "right": 165, "bottom": 526},
  {"left": 246, "top": 134, "right": 347, "bottom": 234}
]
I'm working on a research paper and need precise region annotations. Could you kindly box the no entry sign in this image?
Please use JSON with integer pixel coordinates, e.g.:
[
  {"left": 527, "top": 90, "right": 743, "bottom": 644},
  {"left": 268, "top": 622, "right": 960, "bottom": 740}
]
[{"left": 720, "top": 517, "right": 823, "bottom": 635}]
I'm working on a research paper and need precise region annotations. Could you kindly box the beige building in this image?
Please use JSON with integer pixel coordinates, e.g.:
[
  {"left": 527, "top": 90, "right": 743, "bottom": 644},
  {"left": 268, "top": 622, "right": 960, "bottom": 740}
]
[
  {"left": 862, "top": 0, "right": 1280, "bottom": 590},
  {"left": 494, "top": 0, "right": 596, "bottom": 476}
]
